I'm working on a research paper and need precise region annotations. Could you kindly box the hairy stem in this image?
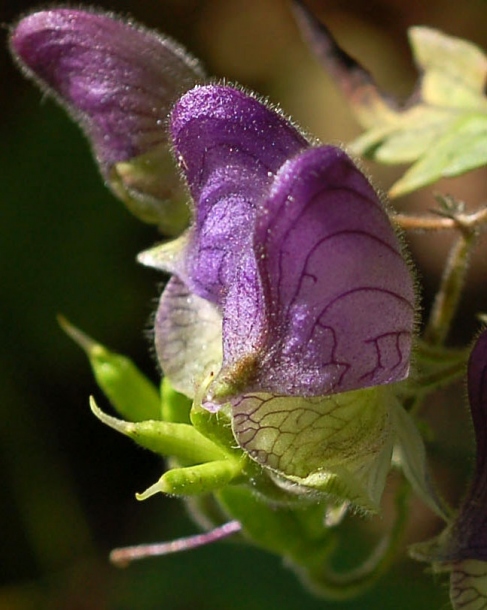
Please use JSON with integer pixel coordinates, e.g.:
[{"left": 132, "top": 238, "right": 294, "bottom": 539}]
[{"left": 424, "top": 230, "right": 477, "bottom": 346}]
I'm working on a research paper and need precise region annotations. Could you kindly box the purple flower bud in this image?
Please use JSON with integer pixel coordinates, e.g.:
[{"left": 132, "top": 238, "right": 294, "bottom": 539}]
[
  {"left": 10, "top": 9, "right": 204, "bottom": 231},
  {"left": 10, "top": 9, "right": 204, "bottom": 171}
]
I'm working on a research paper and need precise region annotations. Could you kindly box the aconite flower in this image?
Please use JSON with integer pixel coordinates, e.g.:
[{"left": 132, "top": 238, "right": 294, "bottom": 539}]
[
  {"left": 139, "top": 83, "right": 418, "bottom": 510},
  {"left": 11, "top": 8, "right": 433, "bottom": 514}
]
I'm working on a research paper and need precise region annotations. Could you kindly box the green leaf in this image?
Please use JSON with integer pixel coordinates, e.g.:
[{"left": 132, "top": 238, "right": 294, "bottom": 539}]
[
  {"left": 389, "top": 114, "right": 487, "bottom": 197},
  {"left": 293, "top": 5, "right": 487, "bottom": 195},
  {"left": 59, "top": 316, "right": 161, "bottom": 421},
  {"left": 351, "top": 27, "right": 487, "bottom": 196}
]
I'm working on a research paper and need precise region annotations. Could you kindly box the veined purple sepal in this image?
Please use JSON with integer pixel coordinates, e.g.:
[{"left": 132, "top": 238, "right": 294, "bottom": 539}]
[
  {"left": 207, "top": 145, "right": 415, "bottom": 403},
  {"left": 10, "top": 8, "right": 204, "bottom": 231},
  {"left": 410, "top": 330, "right": 487, "bottom": 610}
]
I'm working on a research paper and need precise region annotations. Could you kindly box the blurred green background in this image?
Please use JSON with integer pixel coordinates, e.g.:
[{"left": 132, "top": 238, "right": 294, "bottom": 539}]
[{"left": 1, "top": 1, "right": 487, "bottom": 608}]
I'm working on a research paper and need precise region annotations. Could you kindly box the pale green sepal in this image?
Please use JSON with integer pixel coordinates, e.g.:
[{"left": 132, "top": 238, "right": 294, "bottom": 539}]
[
  {"left": 161, "top": 377, "right": 192, "bottom": 424},
  {"left": 90, "top": 397, "right": 226, "bottom": 465},
  {"left": 59, "top": 317, "right": 160, "bottom": 422},
  {"left": 282, "top": 436, "right": 393, "bottom": 514},
  {"left": 449, "top": 560, "right": 487, "bottom": 610},
  {"left": 232, "top": 386, "right": 393, "bottom": 511},
  {"left": 109, "top": 144, "right": 191, "bottom": 235},
  {"left": 391, "top": 399, "right": 450, "bottom": 520},
  {"left": 136, "top": 459, "right": 244, "bottom": 499},
  {"left": 137, "top": 233, "right": 189, "bottom": 275},
  {"left": 153, "top": 279, "right": 223, "bottom": 398}
]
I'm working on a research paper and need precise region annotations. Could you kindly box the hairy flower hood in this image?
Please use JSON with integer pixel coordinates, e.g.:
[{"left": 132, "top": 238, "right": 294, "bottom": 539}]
[
  {"left": 139, "top": 84, "right": 422, "bottom": 510},
  {"left": 11, "top": 8, "right": 431, "bottom": 512}
]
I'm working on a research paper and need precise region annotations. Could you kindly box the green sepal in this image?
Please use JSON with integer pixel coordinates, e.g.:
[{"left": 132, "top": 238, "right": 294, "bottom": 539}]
[
  {"left": 190, "top": 402, "right": 240, "bottom": 456},
  {"left": 109, "top": 145, "right": 191, "bottom": 235},
  {"left": 90, "top": 397, "right": 226, "bottom": 465},
  {"left": 59, "top": 317, "right": 160, "bottom": 422},
  {"left": 161, "top": 377, "right": 192, "bottom": 424},
  {"left": 137, "top": 459, "right": 245, "bottom": 499}
]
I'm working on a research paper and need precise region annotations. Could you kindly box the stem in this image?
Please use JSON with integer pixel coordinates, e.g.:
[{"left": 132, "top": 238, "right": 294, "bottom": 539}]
[
  {"left": 424, "top": 229, "right": 477, "bottom": 346},
  {"left": 305, "top": 480, "right": 410, "bottom": 600},
  {"left": 394, "top": 206, "right": 487, "bottom": 233}
]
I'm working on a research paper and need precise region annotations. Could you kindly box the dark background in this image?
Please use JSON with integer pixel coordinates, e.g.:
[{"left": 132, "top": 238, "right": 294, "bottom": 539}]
[{"left": 1, "top": 1, "right": 487, "bottom": 608}]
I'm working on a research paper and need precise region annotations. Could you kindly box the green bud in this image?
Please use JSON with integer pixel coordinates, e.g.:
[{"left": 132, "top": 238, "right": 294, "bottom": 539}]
[
  {"left": 90, "top": 397, "right": 226, "bottom": 465},
  {"left": 190, "top": 402, "right": 239, "bottom": 456},
  {"left": 161, "top": 377, "right": 192, "bottom": 424},
  {"left": 59, "top": 316, "right": 161, "bottom": 422}
]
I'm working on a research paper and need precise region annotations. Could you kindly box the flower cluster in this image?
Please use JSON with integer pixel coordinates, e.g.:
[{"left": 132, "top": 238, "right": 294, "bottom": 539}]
[{"left": 10, "top": 5, "right": 487, "bottom": 608}]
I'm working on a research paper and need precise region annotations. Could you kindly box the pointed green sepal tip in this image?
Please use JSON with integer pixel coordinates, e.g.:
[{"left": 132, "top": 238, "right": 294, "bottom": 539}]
[
  {"left": 391, "top": 400, "right": 451, "bottom": 521},
  {"left": 136, "top": 459, "right": 245, "bottom": 499},
  {"left": 90, "top": 397, "right": 227, "bottom": 464},
  {"left": 59, "top": 316, "right": 161, "bottom": 422}
]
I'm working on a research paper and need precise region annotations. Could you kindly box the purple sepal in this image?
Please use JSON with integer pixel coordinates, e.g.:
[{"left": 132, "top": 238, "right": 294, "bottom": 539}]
[
  {"left": 10, "top": 9, "right": 204, "bottom": 173},
  {"left": 412, "top": 330, "right": 487, "bottom": 566},
  {"left": 444, "top": 329, "right": 487, "bottom": 561},
  {"left": 211, "top": 145, "right": 415, "bottom": 400},
  {"left": 169, "top": 85, "right": 309, "bottom": 303}
]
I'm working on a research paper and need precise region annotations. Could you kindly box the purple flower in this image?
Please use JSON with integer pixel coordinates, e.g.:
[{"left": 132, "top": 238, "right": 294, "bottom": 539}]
[
  {"left": 447, "top": 329, "right": 487, "bottom": 561},
  {"left": 11, "top": 8, "right": 422, "bottom": 510},
  {"left": 145, "top": 84, "right": 415, "bottom": 403},
  {"left": 139, "top": 84, "right": 419, "bottom": 509},
  {"left": 10, "top": 8, "right": 205, "bottom": 231}
]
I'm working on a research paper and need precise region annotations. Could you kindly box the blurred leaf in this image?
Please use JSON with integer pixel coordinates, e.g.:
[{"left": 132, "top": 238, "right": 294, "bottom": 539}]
[
  {"left": 353, "top": 28, "right": 487, "bottom": 197},
  {"left": 292, "top": 1, "right": 487, "bottom": 196}
]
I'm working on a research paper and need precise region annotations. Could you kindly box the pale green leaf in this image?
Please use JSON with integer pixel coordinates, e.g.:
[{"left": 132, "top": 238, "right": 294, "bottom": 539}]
[
  {"left": 390, "top": 114, "right": 487, "bottom": 196},
  {"left": 350, "top": 27, "right": 487, "bottom": 195}
]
